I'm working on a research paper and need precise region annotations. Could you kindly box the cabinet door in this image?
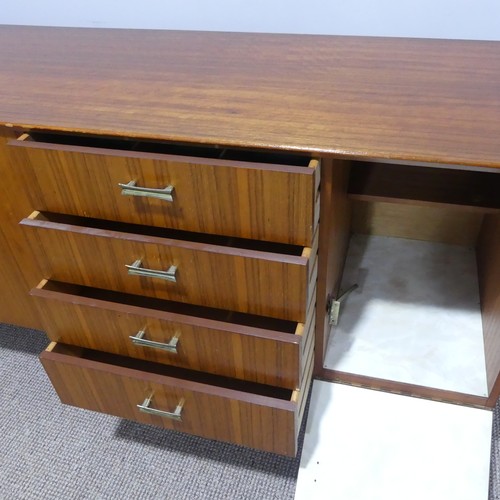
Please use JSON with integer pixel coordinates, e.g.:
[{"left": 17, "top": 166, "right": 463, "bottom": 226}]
[{"left": 296, "top": 381, "right": 492, "bottom": 500}]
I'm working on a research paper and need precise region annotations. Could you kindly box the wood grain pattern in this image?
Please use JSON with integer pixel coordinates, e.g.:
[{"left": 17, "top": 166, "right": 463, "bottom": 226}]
[
  {"left": 31, "top": 279, "right": 303, "bottom": 389},
  {"left": 321, "top": 369, "right": 488, "bottom": 408},
  {"left": 351, "top": 200, "right": 484, "bottom": 246},
  {"left": 21, "top": 212, "right": 312, "bottom": 321},
  {"left": 314, "top": 159, "right": 352, "bottom": 375},
  {"left": 299, "top": 288, "right": 316, "bottom": 400},
  {"left": 8, "top": 135, "right": 318, "bottom": 246},
  {"left": 1, "top": 25, "right": 499, "bottom": 416},
  {"left": 477, "top": 215, "right": 500, "bottom": 405},
  {"left": 0, "top": 130, "right": 43, "bottom": 328},
  {"left": 40, "top": 343, "right": 299, "bottom": 456},
  {"left": 297, "top": 328, "right": 314, "bottom": 430},
  {"left": 349, "top": 162, "right": 500, "bottom": 212},
  {"left": 0, "top": 27, "right": 500, "bottom": 169}
]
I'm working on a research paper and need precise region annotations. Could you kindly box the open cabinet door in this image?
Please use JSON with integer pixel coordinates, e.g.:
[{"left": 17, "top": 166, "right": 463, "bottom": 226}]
[{"left": 296, "top": 381, "right": 492, "bottom": 500}]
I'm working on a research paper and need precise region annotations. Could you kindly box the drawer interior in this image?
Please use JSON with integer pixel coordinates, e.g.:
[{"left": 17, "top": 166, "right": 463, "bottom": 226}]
[
  {"left": 325, "top": 161, "right": 500, "bottom": 399},
  {"left": 29, "top": 211, "right": 308, "bottom": 256},
  {"left": 49, "top": 342, "right": 294, "bottom": 401},
  {"left": 39, "top": 280, "right": 300, "bottom": 334},
  {"left": 28, "top": 131, "right": 312, "bottom": 167},
  {"left": 24, "top": 210, "right": 312, "bottom": 323}
]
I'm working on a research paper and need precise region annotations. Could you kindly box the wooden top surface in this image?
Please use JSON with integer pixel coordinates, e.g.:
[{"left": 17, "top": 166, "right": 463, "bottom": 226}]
[{"left": 1, "top": 25, "right": 499, "bottom": 168}]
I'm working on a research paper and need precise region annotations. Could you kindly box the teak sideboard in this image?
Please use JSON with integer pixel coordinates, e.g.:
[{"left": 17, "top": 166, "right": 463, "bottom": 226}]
[{"left": 0, "top": 26, "right": 499, "bottom": 457}]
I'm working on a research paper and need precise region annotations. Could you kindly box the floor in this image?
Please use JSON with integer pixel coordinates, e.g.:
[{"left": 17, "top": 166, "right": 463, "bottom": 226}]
[{"left": 1, "top": 321, "right": 499, "bottom": 499}]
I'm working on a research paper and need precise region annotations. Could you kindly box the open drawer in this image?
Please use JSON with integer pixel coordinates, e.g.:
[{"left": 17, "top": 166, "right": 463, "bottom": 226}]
[
  {"left": 31, "top": 279, "right": 315, "bottom": 389},
  {"left": 8, "top": 131, "right": 320, "bottom": 246},
  {"left": 40, "top": 342, "right": 313, "bottom": 456},
  {"left": 21, "top": 211, "right": 318, "bottom": 322},
  {"left": 296, "top": 381, "right": 493, "bottom": 500}
]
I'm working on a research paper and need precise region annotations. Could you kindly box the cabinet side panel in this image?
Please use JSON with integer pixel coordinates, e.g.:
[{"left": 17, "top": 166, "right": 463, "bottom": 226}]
[
  {"left": 314, "top": 159, "right": 351, "bottom": 374},
  {"left": 477, "top": 214, "right": 500, "bottom": 402},
  {"left": 0, "top": 128, "right": 42, "bottom": 329}
]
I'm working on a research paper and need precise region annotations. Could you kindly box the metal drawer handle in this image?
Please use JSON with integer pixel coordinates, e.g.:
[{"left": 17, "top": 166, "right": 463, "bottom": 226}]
[
  {"left": 130, "top": 328, "right": 179, "bottom": 353},
  {"left": 126, "top": 259, "right": 177, "bottom": 282},
  {"left": 119, "top": 180, "right": 174, "bottom": 202},
  {"left": 137, "top": 394, "right": 184, "bottom": 421}
]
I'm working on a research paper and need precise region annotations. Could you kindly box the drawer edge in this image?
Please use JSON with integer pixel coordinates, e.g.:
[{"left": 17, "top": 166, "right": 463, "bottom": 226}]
[
  {"left": 31, "top": 281, "right": 302, "bottom": 345},
  {"left": 40, "top": 344, "right": 297, "bottom": 412},
  {"left": 9, "top": 134, "right": 317, "bottom": 176}
]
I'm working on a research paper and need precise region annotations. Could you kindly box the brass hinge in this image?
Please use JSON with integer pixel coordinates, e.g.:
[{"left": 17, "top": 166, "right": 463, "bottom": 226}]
[{"left": 328, "top": 284, "right": 358, "bottom": 326}]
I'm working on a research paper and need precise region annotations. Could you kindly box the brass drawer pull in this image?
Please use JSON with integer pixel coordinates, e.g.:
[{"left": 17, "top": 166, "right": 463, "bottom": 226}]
[
  {"left": 130, "top": 328, "right": 179, "bottom": 353},
  {"left": 126, "top": 259, "right": 177, "bottom": 282},
  {"left": 137, "top": 394, "right": 184, "bottom": 421},
  {"left": 118, "top": 180, "right": 174, "bottom": 202}
]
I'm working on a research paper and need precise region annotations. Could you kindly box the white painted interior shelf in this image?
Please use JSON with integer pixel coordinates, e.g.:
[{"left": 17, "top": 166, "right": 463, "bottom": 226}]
[{"left": 324, "top": 234, "right": 488, "bottom": 396}]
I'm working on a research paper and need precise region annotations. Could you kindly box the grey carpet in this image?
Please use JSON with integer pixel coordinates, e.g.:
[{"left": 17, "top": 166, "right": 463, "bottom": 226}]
[{"left": 0, "top": 322, "right": 498, "bottom": 500}]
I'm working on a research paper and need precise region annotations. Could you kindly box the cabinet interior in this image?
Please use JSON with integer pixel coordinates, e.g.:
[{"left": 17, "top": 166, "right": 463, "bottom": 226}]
[
  {"left": 325, "top": 161, "right": 500, "bottom": 399},
  {"left": 28, "top": 131, "right": 311, "bottom": 167}
]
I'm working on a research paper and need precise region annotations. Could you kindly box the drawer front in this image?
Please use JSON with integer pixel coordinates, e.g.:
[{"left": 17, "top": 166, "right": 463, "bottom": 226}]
[
  {"left": 22, "top": 213, "right": 313, "bottom": 321},
  {"left": 31, "top": 280, "right": 308, "bottom": 389},
  {"left": 9, "top": 135, "right": 319, "bottom": 246},
  {"left": 40, "top": 343, "right": 299, "bottom": 456}
]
